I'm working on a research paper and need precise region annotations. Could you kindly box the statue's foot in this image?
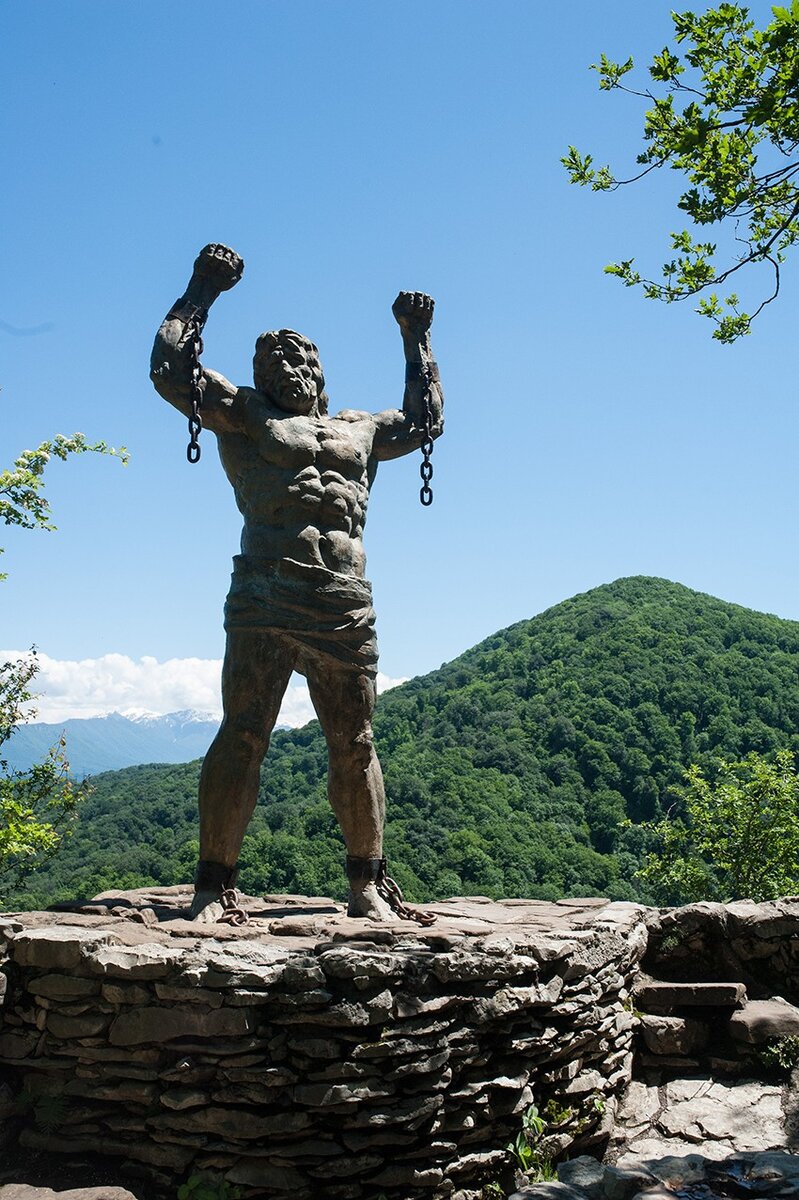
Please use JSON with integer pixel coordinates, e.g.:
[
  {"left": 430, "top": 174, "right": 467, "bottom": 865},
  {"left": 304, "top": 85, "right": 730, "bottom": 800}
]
[
  {"left": 190, "top": 889, "right": 225, "bottom": 923},
  {"left": 347, "top": 882, "right": 398, "bottom": 921}
]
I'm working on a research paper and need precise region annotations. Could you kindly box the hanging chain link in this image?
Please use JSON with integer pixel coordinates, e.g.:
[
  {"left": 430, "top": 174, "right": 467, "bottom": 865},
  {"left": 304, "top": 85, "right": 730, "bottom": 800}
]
[
  {"left": 419, "top": 363, "right": 435, "bottom": 507},
  {"left": 186, "top": 316, "right": 205, "bottom": 464}
]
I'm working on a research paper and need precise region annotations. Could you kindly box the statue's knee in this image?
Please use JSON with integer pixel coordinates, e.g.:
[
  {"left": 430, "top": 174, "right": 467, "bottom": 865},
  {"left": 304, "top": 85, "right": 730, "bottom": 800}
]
[
  {"left": 336, "top": 726, "right": 375, "bottom": 771},
  {"left": 224, "top": 714, "right": 269, "bottom": 759}
]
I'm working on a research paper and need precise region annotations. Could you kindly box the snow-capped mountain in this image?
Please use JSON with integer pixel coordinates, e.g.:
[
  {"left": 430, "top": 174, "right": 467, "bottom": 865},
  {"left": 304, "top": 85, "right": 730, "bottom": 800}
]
[{"left": 3, "top": 710, "right": 222, "bottom": 778}]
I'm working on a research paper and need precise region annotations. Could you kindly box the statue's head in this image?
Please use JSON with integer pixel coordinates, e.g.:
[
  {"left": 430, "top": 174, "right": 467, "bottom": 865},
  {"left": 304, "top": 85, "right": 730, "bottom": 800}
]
[{"left": 253, "top": 330, "right": 329, "bottom": 416}]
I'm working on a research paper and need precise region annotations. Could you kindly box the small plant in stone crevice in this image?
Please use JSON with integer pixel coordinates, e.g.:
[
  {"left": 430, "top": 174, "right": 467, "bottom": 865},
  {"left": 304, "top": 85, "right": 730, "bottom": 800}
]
[
  {"left": 176, "top": 1173, "right": 242, "bottom": 1200},
  {"left": 505, "top": 1088, "right": 610, "bottom": 1186},
  {"left": 506, "top": 1102, "right": 556, "bottom": 1182},
  {"left": 657, "top": 930, "right": 682, "bottom": 956},
  {"left": 757, "top": 1035, "right": 799, "bottom": 1077},
  {"left": 574, "top": 1090, "right": 607, "bottom": 1134},
  {"left": 544, "top": 1098, "right": 576, "bottom": 1127}
]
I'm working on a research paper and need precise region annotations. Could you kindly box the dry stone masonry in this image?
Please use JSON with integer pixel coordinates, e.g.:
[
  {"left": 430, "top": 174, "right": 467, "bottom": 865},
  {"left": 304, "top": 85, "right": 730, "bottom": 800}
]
[
  {"left": 1, "top": 892, "right": 798, "bottom": 1198},
  {"left": 0, "top": 891, "right": 645, "bottom": 1198}
]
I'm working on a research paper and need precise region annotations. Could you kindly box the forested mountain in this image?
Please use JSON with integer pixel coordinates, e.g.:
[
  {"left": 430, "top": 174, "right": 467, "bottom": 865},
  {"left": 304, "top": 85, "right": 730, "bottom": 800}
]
[{"left": 10, "top": 577, "right": 799, "bottom": 911}]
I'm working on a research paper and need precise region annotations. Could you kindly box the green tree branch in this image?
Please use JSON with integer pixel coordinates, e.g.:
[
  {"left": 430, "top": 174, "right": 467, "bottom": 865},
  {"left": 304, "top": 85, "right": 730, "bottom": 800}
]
[
  {"left": 0, "top": 433, "right": 128, "bottom": 900},
  {"left": 0, "top": 433, "right": 128, "bottom": 579},
  {"left": 563, "top": 2, "right": 799, "bottom": 341}
]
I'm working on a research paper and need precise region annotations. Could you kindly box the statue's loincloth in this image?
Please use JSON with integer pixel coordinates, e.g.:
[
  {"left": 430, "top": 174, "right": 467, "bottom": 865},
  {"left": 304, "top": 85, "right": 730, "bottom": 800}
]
[{"left": 224, "top": 555, "right": 379, "bottom": 677}]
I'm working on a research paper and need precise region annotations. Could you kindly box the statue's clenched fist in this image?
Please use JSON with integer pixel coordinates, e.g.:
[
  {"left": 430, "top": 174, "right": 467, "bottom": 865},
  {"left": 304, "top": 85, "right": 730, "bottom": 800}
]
[
  {"left": 192, "top": 244, "right": 245, "bottom": 292},
  {"left": 392, "top": 291, "right": 435, "bottom": 337}
]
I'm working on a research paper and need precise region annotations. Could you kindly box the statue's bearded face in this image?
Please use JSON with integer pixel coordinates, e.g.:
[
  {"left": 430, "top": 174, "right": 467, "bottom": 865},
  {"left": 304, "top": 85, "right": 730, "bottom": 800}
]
[{"left": 254, "top": 331, "right": 328, "bottom": 415}]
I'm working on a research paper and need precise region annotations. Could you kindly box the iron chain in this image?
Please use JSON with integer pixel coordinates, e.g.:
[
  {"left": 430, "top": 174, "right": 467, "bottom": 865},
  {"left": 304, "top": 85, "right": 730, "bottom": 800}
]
[
  {"left": 375, "top": 861, "right": 437, "bottom": 926},
  {"left": 419, "top": 362, "right": 435, "bottom": 507},
  {"left": 217, "top": 887, "right": 249, "bottom": 926},
  {"left": 186, "top": 316, "right": 205, "bottom": 464}
]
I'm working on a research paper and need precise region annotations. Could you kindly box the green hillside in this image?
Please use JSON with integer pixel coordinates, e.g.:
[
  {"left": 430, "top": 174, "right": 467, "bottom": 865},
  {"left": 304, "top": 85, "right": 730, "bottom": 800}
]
[{"left": 10, "top": 576, "right": 799, "bottom": 910}]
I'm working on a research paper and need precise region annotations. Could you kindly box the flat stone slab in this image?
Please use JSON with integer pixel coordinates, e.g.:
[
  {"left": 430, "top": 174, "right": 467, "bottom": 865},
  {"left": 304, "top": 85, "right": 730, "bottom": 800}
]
[
  {"left": 611, "top": 1076, "right": 787, "bottom": 1166},
  {"left": 729, "top": 997, "right": 799, "bottom": 1044},
  {"left": 0, "top": 1190, "right": 139, "bottom": 1200},
  {"left": 634, "top": 981, "right": 747, "bottom": 1011},
  {"left": 2, "top": 886, "right": 646, "bottom": 956},
  {"left": 542, "top": 1154, "right": 799, "bottom": 1200}
]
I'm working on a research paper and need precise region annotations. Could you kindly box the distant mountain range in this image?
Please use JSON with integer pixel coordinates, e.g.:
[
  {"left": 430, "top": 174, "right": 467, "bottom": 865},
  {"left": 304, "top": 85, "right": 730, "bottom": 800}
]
[{"left": 4, "top": 710, "right": 222, "bottom": 777}]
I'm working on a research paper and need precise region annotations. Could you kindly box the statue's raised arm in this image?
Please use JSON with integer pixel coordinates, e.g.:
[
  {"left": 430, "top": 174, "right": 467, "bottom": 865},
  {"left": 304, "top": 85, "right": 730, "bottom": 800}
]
[
  {"left": 150, "top": 244, "right": 245, "bottom": 436},
  {"left": 371, "top": 291, "right": 444, "bottom": 462}
]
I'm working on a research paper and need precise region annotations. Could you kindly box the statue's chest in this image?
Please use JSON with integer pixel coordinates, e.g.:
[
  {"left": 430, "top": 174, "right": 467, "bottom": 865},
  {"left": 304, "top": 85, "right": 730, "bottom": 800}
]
[{"left": 256, "top": 417, "right": 370, "bottom": 476}]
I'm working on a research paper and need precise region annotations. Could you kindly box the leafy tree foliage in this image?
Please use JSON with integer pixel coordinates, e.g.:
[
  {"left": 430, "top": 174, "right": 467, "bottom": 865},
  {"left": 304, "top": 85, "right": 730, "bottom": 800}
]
[
  {"left": 0, "top": 652, "right": 88, "bottom": 903},
  {"left": 1, "top": 433, "right": 128, "bottom": 578},
  {"left": 0, "top": 436, "right": 127, "bottom": 900},
  {"left": 10, "top": 576, "right": 799, "bottom": 910},
  {"left": 563, "top": 2, "right": 799, "bottom": 341},
  {"left": 637, "top": 749, "right": 799, "bottom": 902}
]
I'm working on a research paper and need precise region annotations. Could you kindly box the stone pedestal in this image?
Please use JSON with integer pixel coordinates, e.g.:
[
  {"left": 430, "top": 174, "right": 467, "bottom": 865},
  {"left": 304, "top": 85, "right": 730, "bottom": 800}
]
[{"left": 0, "top": 890, "right": 647, "bottom": 1199}]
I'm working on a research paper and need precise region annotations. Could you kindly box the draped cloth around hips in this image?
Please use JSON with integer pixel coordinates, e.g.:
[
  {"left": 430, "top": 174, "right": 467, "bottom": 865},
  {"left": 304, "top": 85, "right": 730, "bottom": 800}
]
[{"left": 224, "top": 555, "right": 379, "bottom": 678}]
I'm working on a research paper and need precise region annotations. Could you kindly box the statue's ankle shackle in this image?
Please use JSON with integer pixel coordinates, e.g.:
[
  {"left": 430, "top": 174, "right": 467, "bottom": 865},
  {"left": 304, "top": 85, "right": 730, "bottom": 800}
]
[
  {"left": 345, "top": 856, "right": 437, "bottom": 926},
  {"left": 194, "top": 859, "right": 248, "bottom": 926},
  {"left": 195, "top": 859, "right": 239, "bottom": 892},
  {"left": 345, "top": 855, "right": 386, "bottom": 884}
]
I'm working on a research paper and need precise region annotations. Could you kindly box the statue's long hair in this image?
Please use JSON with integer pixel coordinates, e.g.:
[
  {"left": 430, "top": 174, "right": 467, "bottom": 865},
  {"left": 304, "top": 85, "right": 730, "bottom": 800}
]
[{"left": 253, "top": 329, "right": 329, "bottom": 414}]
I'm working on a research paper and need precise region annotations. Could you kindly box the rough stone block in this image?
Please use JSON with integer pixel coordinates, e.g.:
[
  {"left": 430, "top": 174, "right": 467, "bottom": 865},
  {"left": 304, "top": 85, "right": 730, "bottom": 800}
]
[
  {"left": 159, "top": 1088, "right": 208, "bottom": 1110},
  {"left": 19, "top": 1127, "right": 193, "bottom": 1171},
  {"left": 0, "top": 1188, "right": 139, "bottom": 1200},
  {"left": 640, "top": 1014, "right": 709, "bottom": 1056},
  {"left": 728, "top": 998, "right": 799, "bottom": 1044},
  {"left": 149, "top": 1106, "right": 309, "bottom": 1139},
  {"left": 557, "top": 1155, "right": 605, "bottom": 1197},
  {"left": 293, "top": 1079, "right": 393, "bottom": 1105},
  {"left": 109, "top": 1004, "right": 253, "bottom": 1045},
  {"left": 12, "top": 929, "right": 110, "bottom": 970},
  {"left": 602, "top": 1165, "right": 658, "bottom": 1200},
  {"left": 27, "top": 975, "right": 100, "bottom": 1000},
  {"left": 46, "top": 1012, "right": 112, "bottom": 1039},
  {"left": 562, "top": 1068, "right": 605, "bottom": 1096},
  {"left": 370, "top": 1164, "right": 444, "bottom": 1188},
  {"left": 0, "top": 1030, "right": 39, "bottom": 1058},
  {"left": 87, "top": 943, "right": 180, "bottom": 980},
  {"left": 509, "top": 1184, "right": 592, "bottom": 1200},
  {"left": 629, "top": 1188, "right": 676, "bottom": 1200},
  {"left": 224, "top": 1160, "right": 311, "bottom": 1189},
  {"left": 153, "top": 983, "right": 224, "bottom": 1007},
  {"left": 471, "top": 979, "right": 564, "bottom": 1020},
  {"left": 635, "top": 981, "right": 746, "bottom": 1011},
  {"left": 63, "top": 1079, "right": 158, "bottom": 1106},
  {"left": 100, "top": 983, "right": 151, "bottom": 1006}
]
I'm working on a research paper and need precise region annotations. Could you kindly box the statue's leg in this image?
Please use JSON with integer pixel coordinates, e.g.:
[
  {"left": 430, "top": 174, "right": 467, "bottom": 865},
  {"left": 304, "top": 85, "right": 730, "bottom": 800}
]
[
  {"left": 303, "top": 661, "right": 395, "bottom": 921},
  {"left": 192, "top": 629, "right": 294, "bottom": 920}
]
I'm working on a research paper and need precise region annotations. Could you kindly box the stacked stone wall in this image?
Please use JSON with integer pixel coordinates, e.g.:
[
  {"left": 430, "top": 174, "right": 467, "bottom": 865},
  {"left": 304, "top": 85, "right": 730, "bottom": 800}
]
[
  {"left": 0, "top": 898, "right": 647, "bottom": 1200},
  {"left": 643, "top": 898, "right": 799, "bottom": 1002}
]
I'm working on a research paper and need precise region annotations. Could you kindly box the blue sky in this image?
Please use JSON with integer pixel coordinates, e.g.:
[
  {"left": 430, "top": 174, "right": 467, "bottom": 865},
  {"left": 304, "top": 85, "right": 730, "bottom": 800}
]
[{"left": 2, "top": 1, "right": 795, "bottom": 722}]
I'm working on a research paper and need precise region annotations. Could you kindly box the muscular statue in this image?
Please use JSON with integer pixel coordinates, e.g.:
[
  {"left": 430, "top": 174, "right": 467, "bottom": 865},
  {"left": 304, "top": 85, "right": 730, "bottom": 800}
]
[{"left": 151, "top": 245, "right": 444, "bottom": 922}]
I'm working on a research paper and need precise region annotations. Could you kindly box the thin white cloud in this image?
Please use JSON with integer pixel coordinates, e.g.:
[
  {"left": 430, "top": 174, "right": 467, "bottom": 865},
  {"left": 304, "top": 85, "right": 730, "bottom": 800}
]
[{"left": 0, "top": 650, "right": 407, "bottom": 726}]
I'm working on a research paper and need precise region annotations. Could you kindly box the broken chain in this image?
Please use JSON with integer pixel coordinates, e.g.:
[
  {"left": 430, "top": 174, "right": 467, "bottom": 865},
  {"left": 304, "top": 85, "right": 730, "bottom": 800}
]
[
  {"left": 185, "top": 315, "right": 205, "bottom": 465},
  {"left": 217, "top": 887, "right": 249, "bottom": 926},
  {"left": 418, "top": 362, "right": 436, "bottom": 507},
  {"left": 376, "top": 862, "right": 437, "bottom": 926}
]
